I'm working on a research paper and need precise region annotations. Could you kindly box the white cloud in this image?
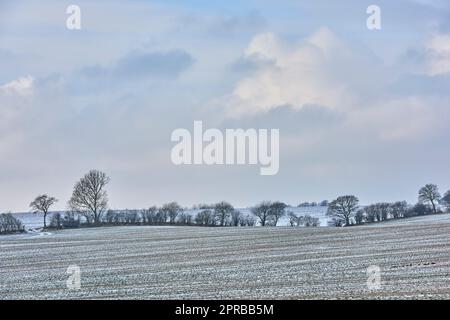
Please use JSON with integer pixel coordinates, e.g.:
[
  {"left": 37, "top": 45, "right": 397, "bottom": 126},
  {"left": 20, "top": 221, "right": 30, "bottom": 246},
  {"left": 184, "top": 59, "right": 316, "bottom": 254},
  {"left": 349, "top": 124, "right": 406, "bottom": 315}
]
[
  {"left": 0, "top": 75, "right": 34, "bottom": 95},
  {"left": 425, "top": 33, "right": 450, "bottom": 75},
  {"left": 222, "top": 28, "right": 367, "bottom": 117},
  {"left": 221, "top": 28, "right": 449, "bottom": 143}
]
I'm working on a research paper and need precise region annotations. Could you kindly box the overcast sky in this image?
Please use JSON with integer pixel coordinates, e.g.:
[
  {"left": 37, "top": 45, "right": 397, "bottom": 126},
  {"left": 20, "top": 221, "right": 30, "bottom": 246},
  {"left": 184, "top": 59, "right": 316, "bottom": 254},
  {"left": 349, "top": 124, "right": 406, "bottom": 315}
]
[{"left": 1, "top": 0, "right": 450, "bottom": 212}]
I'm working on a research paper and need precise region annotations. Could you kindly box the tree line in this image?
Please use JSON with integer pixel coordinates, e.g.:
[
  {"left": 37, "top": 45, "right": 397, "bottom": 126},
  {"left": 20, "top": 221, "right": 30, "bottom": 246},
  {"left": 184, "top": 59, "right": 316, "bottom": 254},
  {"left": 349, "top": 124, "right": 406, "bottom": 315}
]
[
  {"left": 1, "top": 169, "right": 449, "bottom": 233},
  {"left": 0, "top": 213, "right": 24, "bottom": 234},
  {"left": 326, "top": 184, "right": 449, "bottom": 227}
]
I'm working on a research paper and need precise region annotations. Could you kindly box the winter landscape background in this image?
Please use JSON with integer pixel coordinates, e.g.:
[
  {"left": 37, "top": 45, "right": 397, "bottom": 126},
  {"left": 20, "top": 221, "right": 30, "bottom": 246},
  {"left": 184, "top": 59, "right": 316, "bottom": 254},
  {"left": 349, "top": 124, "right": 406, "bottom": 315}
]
[{"left": 2, "top": 0, "right": 450, "bottom": 301}]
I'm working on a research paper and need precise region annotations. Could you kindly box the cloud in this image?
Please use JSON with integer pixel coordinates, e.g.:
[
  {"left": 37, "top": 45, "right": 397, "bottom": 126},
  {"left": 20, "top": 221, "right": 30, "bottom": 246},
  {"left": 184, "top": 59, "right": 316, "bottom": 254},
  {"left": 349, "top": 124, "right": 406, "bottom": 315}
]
[
  {"left": 221, "top": 28, "right": 378, "bottom": 117},
  {"left": 219, "top": 28, "right": 450, "bottom": 144},
  {"left": 79, "top": 49, "right": 194, "bottom": 81},
  {"left": 114, "top": 50, "right": 194, "bottom": 79},
  {"left": 425, "top": 33, "right": 450, "bottom": 75},
  {"left": 0, "top": 75, "right": 33, "bottom": 95},
  {"left": 207, "top": 11, "right": 267, "bottom": 36}
]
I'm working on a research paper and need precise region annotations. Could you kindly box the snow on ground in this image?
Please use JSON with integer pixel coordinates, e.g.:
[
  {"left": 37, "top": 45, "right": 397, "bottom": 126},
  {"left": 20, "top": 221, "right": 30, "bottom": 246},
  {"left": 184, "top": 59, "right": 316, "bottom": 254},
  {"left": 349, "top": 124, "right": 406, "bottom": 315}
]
[
  {"left": 1, "top": 214, "right": 450, "bottom": 299},
  {"left": 11, "top": 212, "right": 51, "bottom": 230},
  {"left": 369, "top": 213, "right": 450, "bottom": 227}
]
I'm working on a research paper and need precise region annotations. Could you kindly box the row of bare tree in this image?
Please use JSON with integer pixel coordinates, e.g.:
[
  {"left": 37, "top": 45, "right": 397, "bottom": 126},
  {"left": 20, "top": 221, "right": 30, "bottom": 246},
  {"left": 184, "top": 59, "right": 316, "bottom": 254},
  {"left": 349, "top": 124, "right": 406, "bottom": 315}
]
[
  {"left": 326, "top": 184, "right": 450, "bottom": 227},
  {"left": 29, "top": 170, "right": 109, "bottom": 228},
  {"left": 0, "top": 213, "right": 24, "bottom": 234},
  {"left": 20, "top": 169, "right": 450, "bottom": 230}
]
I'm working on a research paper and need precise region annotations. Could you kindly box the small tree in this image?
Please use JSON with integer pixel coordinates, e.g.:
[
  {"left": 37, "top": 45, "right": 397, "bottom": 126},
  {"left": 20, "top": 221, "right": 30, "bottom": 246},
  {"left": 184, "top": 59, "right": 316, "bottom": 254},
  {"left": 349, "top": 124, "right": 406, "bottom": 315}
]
[
  {"left": 378, "top": 202, "right": 391, "bottom": 221},
  {"left": 30, "top": 194, "right": 58, "bottom": 229},
  {"left": 268, "top": 202, "right": 287, "bottom": 226},
  {"left": 364, "top": 205, "right": 378, "bottom": 223},
  {"left": 141, "top": 206, "right": 158, "bottom": 225},
  {"left": 195, "top": 209, "right": 214, "bottom": 226},
  {"left": 405, "top": 203, "right": 431, "bottom": 217},
  {"left": 327, "top": 195, "right": 359, "bottom": 226},
  {"left": 161, "top": 202, "right": 182, "bottom": 224},
  {"left": 251, "top": 201, "right": 272, "bottom": 226},
  {"left": 68, "top": 170, "right": 110, "bottom": 225},
  {"left": 230, "top": 210, "right": 243, "bottom": 227},
  {"left": 303, "top": 215, "right": 320, "bottom": 227},
  {"left": 354, "top": 209, "right": 365, "bottom": 225},
  {"left": 418, "top": 184, "right": 441, "bottom": 214},
  {"left": 0, "top": 213, "right": 24, "bottom": 234},
  {"left": 214, "top": 201, "right": 234, "bottom": 226},
  {"left": 390, "top": 201, "right": 408, "bottom": 219},
  {"left": 288, "top": 211, "right": 300, "bottom": 227},
  {"left": 441, "top": 190, "right": 450, "bottom": 212}
]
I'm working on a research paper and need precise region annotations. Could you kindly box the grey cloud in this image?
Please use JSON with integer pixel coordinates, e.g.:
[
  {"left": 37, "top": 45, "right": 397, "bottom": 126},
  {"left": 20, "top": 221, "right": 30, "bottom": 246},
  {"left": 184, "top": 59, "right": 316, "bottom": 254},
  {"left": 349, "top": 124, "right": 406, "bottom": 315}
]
[
  {"left": 67, "top": 49, "right": 194, "bottom": 94},
  {"left": 208, "top": 11, "right": 267, "bottom": 36},
  {"left": 78, "top": 49, "right": 194, "bottom": 81},
  {"left": 389, "top": 73, "right": 450, "bottom": 96},
  {"left": 229, "top": 53, "right": 277, "bottom": 75},
  {"left": 220, "top": 104, "right": 343, "bottom": 135},
  {"left": 113, "top": 50, "right": 194, "bottom": 79}
]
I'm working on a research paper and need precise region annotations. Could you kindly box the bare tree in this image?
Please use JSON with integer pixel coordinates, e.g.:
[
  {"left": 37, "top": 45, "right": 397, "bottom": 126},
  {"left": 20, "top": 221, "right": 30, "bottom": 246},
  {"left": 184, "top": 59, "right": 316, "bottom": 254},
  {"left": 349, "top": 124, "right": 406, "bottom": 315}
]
[
  {"left": 242, "top": 215, "right": 256, "bottom": 226},
  {"left": 30, "top": 194, "right": 58, "bottom": 229},
  {"left": 288, "top": 211, "right": 299, "bottom": 227},
  {"left": 418, "top": 184, "right": 441, "bottom": 214},
  {"left": 214, "top": 201, "right": 234, "bottom": 226},
  {"left": 364, "top": 205, "right": 378, "bottom": 223},
  {"left": 195, "top": 209, "right": 214, "bottom": 226},
  {"left": 328, "top": 217, "right": 343, "bottom": 227},
  {"left": 251, "top": 201, "right": 272, "bottom": 226},
  {"left": 231, "top": 210, "right": 243, "bottom": 226},
  {"left": 354, "top": 209, "right": 365, "bottom": 225},
  {"left": 177, "top": 212, "right": 192, "bottom": 225},
  {"left": 161, "top": 202, "right": 182, "bottom": 224},
  {"left": 303, "top": 215, "right": 320, "bottom": 227},
  {"left": 0, "top": 213, "right": 24, "bottom": 234},
  {"left": 378, "top": 202, "right": 391, "bottom": 221},
  {"left": 442, "top": 190, "right": 450, "bottom": 212},
  {"left": 141, "top": 206, "right": 158, "bottom": 225},
  {"left": 156, "top": 207, "right": 168, "bottom": 224},
  {"left": 68, "top": 170, "right": 110, "bottom": 225},
  {"left": 268, "top": 202, "right": 287, "bottom": 226},
  {"left": 326, "top": 195, "right": 359, "bottom": 226},
  {"left": 390, "top": 201, "right": 408, "bottom": 219}
]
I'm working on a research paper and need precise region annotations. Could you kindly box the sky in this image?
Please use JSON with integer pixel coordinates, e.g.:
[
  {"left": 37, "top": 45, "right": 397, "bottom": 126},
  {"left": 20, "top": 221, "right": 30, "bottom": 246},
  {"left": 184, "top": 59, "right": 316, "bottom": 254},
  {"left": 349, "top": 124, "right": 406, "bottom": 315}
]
[{"left": 1, "top": 0, "right": 450, "bottom": 212}]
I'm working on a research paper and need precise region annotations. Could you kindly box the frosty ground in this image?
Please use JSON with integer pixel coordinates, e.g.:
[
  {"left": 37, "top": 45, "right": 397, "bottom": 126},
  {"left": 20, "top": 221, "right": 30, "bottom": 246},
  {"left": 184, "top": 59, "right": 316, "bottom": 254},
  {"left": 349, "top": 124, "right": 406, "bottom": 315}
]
[{"left": 1, "top": 215, "right": 450, "bottom": 299}]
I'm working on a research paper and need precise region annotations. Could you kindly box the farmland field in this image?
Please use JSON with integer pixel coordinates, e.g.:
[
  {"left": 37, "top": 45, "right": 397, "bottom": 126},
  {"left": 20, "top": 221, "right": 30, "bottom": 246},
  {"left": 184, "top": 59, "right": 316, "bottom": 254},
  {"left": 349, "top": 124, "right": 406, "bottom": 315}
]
[{"left": 1, "top": 216, "right": 450, "bottom": 299}]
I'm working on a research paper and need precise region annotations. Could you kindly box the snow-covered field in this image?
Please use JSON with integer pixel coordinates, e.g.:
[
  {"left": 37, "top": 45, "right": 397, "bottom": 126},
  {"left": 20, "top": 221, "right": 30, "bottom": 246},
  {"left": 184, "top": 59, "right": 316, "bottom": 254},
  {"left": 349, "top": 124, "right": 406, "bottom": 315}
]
[{"left": 1, "top": 214, "right": 450, "bottom": 299}]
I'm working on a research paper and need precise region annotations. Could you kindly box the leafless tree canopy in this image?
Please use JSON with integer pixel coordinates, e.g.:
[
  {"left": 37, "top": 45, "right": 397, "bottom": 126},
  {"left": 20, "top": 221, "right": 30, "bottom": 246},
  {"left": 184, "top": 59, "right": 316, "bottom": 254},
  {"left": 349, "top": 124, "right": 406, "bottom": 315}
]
[
  {"left": 214, "top": 201, "right": 234, "bottom": 226},
  {"left": 160, "top": 202, "right": 182, "bottom": 224},
  {"left": 195, "top": 209, "right": 214, "bottom": 226},
  {"left": 0, "top": 213, "right": 24, "bottom": 234},
  {"left": 418, "top": 184, "right": 441, "bottom": 214},
  {"left": 327, "top": 195, "right": 359, "bottom": 226},
  {"left": 443, "top": 191, "right": 450, "bottom": 211},
  {"left": 268, "top": 201, "right": 287, "bottom": 226},
  {"left": 251, "top": 201, "right": 272, "bottom": 226},
  {"left": 29, "top": 194, "right": 58, "bottom": 228},
  {"left": 288, "top": 211, "right": 320, "bottom": 227},
  {"left": 68, "top": 170, "right": 110, "bottom": 224}
]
